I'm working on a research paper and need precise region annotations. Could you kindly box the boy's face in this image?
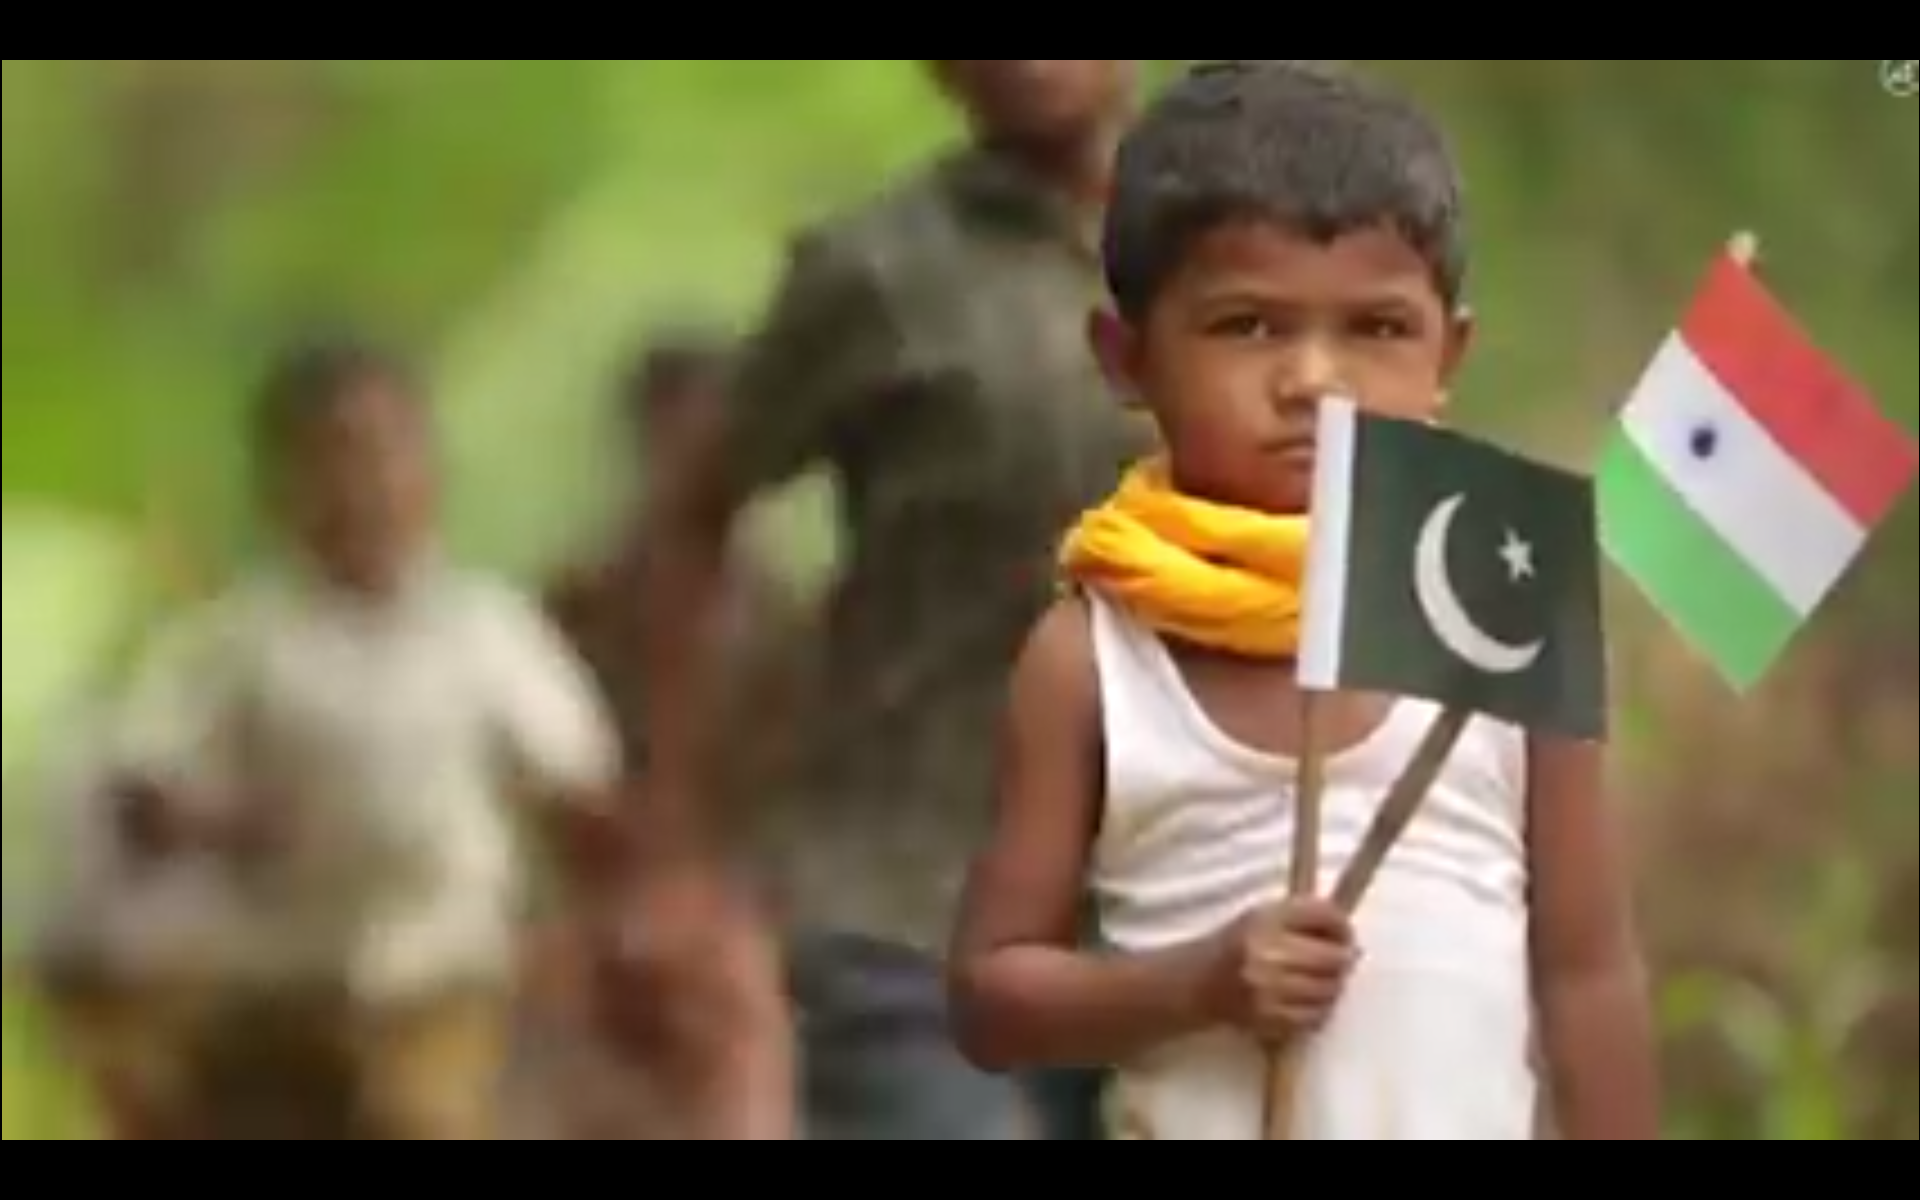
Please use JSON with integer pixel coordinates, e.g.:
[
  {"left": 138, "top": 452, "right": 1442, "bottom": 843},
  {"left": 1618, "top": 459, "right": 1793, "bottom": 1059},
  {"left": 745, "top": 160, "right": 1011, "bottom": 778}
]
[
  {"left": 934, "top": 61, "right": 1132, "bottom": 147},
  {"left": 1096, "top": 218, "right": 1471, "bottom": 515},
  {"left": 279, "top": 376, "right": 436, "bottom": 596},
  {"left": 640, "top": 377, "right": 724, "bottom": 492}
]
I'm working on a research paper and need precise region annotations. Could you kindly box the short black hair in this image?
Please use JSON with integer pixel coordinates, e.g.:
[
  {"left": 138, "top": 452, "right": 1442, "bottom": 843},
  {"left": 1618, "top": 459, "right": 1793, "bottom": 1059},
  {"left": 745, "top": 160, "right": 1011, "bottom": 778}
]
[
  {"left": 620, "top": 329, "right": 733, "bottom": 427},
  {"left": 252, "top": 331, "right": 416, "bottom": 472},
  {"left": 1103, "top": 60, "right": 1468, "bottom": 321}
]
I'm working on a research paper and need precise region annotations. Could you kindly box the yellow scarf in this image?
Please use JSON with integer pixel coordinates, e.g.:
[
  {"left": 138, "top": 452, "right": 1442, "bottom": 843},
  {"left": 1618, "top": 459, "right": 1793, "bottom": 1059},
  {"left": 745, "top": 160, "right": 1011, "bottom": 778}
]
[{"left": 1059, "top": 459, "right": 1309, "bottom": 659}]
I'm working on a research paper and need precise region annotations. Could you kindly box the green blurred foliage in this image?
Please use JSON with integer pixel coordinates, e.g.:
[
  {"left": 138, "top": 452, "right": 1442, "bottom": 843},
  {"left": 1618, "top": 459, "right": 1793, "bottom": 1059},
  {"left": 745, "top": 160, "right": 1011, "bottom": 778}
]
[
  {"left": 3, "top": 59, "right": 1914, "bottom": 1139},
  {"left": 3, "top": 991, "right": 95, "bottom": 1140}
]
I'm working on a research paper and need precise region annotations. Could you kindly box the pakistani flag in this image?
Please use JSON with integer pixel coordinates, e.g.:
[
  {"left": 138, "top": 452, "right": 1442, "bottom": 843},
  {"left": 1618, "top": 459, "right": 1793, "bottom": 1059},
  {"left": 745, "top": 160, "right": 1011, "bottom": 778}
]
[
  {"left": 1596, "top": 249, "right": 1918, "bottom": 691},
  {"left": 1298, "top": 399, "right": 1608, "bottom": 741}
]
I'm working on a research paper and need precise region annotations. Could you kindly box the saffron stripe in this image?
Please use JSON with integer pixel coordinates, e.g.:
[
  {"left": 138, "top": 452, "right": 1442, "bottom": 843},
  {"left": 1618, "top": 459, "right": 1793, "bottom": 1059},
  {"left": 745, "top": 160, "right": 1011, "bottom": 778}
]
[{"left": 1679, "top": 253, "right": 1917, "bottom": 528}]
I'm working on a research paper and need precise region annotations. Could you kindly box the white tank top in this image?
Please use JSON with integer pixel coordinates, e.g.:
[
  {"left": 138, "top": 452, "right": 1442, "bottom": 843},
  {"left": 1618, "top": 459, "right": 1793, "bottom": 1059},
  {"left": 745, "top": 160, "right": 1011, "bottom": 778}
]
[{"left": 1086, "top": 590, "right": 1538, "bottom": 1140}]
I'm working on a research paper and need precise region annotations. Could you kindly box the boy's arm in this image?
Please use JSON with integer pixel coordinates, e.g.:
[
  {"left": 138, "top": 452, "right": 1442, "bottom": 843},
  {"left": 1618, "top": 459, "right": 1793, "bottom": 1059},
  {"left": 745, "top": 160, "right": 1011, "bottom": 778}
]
[
  {"left": 479, "top": 587, "right": 631, "bottom": 885},
  {"left": 714, "top": 562, "right": 812, "bottom": 795},
  {"left": 104, "top": 601, "right": 249, "bottom": 858},
  {"left": 498, "top": 575, "right": 798, "bottom": 1142},
  {"left": 1528, "top": 734, "right": 1662, "bottom": 1139},
  {"left": 640, "top": 230, "right": 897, "bottom": 863},
  {"left": 619, "top": 235, "right": 897, "bottom": 1142},
  {"left": 950, "top": 598, "right": 1228, "bottom": 1073},
  {"left": 488, "top": 589, "right": 622, "bottom": 798}
]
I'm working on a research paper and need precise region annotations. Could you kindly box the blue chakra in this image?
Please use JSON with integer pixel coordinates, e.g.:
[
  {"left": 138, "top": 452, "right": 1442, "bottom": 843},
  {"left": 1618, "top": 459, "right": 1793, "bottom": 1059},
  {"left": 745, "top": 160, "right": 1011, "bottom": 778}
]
[{"left": 1690, "top": 424, "right": 1720, "bottom": 460}]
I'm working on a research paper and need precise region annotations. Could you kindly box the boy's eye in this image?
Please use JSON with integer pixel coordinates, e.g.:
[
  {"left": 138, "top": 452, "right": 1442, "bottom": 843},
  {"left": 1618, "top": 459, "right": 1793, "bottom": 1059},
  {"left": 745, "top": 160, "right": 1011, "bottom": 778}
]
[
  {"left": 1207, "top": 312, "right": 1277, "bottom": 339},
  {"left": 1352, "top": 313, "right": 1417, "bottom": 340}
]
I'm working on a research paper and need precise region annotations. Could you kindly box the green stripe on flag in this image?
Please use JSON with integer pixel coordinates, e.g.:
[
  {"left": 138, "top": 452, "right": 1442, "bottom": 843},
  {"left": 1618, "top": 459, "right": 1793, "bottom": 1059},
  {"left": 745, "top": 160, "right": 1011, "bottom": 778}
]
[{"left": 1598, "top": 435, "right": 1803, "bottom": 690}]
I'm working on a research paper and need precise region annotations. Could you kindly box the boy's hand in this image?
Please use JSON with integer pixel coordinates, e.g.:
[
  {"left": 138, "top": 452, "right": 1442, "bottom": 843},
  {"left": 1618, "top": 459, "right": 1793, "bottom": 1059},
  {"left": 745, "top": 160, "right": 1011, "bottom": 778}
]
[
  {"left": 593, "top": 862, "right": 796, "bottom": 1139},
  {"left": 114, "top": 775, "right": 289, "bottom": 865},
  {"left": 114, "top": 778, "right": 193, "bottom": 861},
  {"left": 1209, "top": 898, "right": 1360, "bottom": 1043},
  {"left": 594, "top": 862, "right": 771, "bottom": 1048},
  {"left": 548, "top": 802, "right": 639, "bottom": 898}
]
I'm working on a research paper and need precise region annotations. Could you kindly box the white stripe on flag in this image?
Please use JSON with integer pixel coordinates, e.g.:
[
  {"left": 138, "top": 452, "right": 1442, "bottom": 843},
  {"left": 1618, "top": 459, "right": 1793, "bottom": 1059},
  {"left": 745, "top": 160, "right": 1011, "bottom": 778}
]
[
  {"left": 1298, "top": 396, "right": 1360, "bottom": 691},
  {"left": 1620, "top": 336, "right": 1867, "bottom": 617}
]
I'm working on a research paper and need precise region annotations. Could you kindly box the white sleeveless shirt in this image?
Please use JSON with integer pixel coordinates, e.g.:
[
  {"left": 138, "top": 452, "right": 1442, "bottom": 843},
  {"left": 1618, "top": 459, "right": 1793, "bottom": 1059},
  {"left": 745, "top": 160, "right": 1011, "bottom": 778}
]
[{"left": 1086, "top": 591, "right": 1538, "bottom": 1140}]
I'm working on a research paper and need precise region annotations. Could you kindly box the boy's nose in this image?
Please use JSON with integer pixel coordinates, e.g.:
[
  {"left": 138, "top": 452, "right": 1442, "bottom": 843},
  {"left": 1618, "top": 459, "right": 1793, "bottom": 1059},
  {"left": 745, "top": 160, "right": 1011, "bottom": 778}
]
[{"left": 1272, "top": 342, "right": 1344, "bottom": 414}]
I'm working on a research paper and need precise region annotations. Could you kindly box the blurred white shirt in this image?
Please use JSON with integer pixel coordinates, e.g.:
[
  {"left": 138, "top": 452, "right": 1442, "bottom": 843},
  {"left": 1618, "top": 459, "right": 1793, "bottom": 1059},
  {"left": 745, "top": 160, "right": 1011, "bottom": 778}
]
[{"left": 49, "top": 561, "right": 620, "bottom": 1003}]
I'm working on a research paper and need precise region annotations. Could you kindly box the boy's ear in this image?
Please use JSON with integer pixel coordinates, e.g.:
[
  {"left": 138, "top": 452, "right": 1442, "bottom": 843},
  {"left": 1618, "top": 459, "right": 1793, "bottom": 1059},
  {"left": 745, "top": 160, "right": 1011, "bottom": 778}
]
[
  {"left": 1435, "top": 303, "right": 1476, "bottom": 414},
  {"left": 1087, "top": 307, "right": 1147, "bottom": 408}
]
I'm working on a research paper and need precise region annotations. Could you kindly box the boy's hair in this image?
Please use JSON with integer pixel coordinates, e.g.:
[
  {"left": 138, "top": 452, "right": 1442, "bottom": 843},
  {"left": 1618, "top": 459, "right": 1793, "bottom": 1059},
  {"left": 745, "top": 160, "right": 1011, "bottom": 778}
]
[
  {"left": 252, "top": 331, "right": 418, "bottom": 472},
  {"left": 620, "top": 330, "right": 733, "bottom": 428},
  {"left": 1102, "top": 60, "right": 1468, "bottom": 321}
]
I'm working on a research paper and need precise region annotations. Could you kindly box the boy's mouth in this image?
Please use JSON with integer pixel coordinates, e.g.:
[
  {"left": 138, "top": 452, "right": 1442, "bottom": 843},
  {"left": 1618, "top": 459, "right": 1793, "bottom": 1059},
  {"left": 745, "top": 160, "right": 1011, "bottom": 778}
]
[{"left": 1266, "top": 436, "right": 1317, "bottom": 467}]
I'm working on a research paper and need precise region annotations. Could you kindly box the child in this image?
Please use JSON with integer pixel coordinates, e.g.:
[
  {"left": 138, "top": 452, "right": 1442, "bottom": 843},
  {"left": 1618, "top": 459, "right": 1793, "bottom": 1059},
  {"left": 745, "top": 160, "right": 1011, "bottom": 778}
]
[
  {"left": 66, "top": 334, "right": 624, "bottom": 1139},
  {"left": 949, "top": 60, "right": 1659, "bottom": 1140},
  {"left": 525, "top": 332, "right": 804, "bottom": 1139},
  {"left": 546, "top": 331, "right": 804, "bottom": 786}
]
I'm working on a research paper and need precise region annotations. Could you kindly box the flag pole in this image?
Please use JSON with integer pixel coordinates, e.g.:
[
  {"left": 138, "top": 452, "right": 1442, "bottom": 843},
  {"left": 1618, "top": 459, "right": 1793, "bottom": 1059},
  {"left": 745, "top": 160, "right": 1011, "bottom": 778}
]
[
  {"left": 1331, "top": 708, "right": 1474, "bottom": 910},
  {"left": 1261, "top": 694, "right": 1325, "bottom": 1139},
  {"left": 1288, "top": 697, "right": 1328, "bottom": 902},
  {"left": 1259, "top": 699, "right": 1478, "bottom": 1138}
]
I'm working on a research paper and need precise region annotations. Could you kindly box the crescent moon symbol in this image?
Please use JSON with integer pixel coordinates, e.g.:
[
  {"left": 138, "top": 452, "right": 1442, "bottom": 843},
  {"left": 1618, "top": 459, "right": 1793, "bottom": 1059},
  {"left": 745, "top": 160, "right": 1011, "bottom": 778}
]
[{"left": 1413, "top": 494, "right": 1545, "bottom": 676}]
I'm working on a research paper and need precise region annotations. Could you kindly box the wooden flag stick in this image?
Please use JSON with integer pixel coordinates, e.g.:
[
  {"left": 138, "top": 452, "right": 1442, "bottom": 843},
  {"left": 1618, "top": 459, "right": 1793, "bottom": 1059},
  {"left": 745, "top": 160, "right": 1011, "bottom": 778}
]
[
  {"left": 1290, "top": 696, "right": 1329, "bottom": 898},
  {"left": 1262, "top": 1018, "right": 1313, "bottom": 1140},
  {"left": 1262, "top": 694, "right": 1327, "bottom": 1140},
  {"left": 1262, "top": 703, "right": 1474, "bottom": 1140},
  {"left": 1331, "top": 707, "right": 1473, "bottom": 912}
]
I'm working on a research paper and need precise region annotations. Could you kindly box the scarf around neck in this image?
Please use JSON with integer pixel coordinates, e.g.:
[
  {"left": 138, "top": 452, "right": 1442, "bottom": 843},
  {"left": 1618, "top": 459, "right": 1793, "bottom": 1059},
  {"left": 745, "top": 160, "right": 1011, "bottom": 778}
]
[{"left": 1059, "top": 459, "right": 1310, "bottom": 659}]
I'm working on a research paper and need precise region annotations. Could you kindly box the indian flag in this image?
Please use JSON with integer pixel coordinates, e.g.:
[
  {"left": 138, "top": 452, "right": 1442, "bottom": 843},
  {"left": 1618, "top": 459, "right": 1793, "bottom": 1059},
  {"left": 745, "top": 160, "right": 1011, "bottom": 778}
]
[{"left": 1597, "top": 243, "right": 1918, "bottom": 691}]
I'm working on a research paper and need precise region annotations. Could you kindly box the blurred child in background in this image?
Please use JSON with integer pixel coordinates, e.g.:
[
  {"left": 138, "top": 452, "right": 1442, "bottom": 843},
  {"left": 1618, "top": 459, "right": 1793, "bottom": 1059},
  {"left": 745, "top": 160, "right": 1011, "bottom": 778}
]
[
  {"left": 525, "top": 332, "right": 806, "bottom": 1138},
  {"left": 39, "top": 334, "right": 624, "bottom": 1139},
  {"left": 546, "top": 331, "right": 804, "bottom": 784}
]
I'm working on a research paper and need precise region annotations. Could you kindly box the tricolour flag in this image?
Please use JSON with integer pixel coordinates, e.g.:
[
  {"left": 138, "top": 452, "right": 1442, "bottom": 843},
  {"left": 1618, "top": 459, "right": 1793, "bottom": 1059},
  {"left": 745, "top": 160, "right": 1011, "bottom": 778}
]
[
  {"left": 1596, "top": 248, "right": 1918, "bottom": 691},
  {"left": 1299, "top": 399, "right": 1608, "bottom": 741}
]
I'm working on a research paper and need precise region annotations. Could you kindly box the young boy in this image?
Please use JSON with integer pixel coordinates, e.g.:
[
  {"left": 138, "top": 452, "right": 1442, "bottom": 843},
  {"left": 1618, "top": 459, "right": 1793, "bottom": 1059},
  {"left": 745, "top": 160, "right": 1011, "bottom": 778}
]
[
  {"left": 637, "top": 59, "right": 1146, "bottom": 1143},
  {"left": 57, "top": 334, "right": 624, "bottom": 1139},
  {"left": 523, "top": 333, "right": 804, "bottom": 1139},
  {"left": 546, "top": 332, "right": 804, "bottom": 786},
  {"left": 949, "top": 60, "right": 1660, "bottom": 1140}
]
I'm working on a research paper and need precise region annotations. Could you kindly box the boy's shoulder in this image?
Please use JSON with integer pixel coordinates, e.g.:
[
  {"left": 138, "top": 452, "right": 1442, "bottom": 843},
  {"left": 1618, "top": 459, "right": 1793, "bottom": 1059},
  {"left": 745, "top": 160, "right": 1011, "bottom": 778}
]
[
  {"left": 172, "top": 566, "right": 557, "bottom": 633},
  {"left": 427, "top": 567, "right": 561, "bottom": 636},
  {"left": 789, "top": 148, "right": 999, "bottom": 305},
  {"left": 143, "top": 574, "right": 286, "bottom": 651},
  {"left": 1014, "top": 590, "right": 1100, "bottom": 704},
  {"left": 996, "top": 592, "right": 1106, "bottom": 776},
  {"left": 807, "top": 149, "right": 962, "bottom": 249}
]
